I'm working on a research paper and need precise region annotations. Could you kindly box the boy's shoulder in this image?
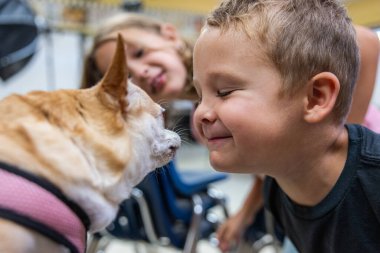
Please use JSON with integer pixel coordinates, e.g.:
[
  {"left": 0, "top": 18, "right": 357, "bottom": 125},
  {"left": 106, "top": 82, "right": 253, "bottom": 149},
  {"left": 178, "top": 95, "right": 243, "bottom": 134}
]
[
  {"left": 346, "top": 124, "right": 380, "bottom": 165},
  {"left": 348, "top": 124, "right": 380, "bottom": 222},
  {"left": 263, "top": 124, "right": 380, "bottom": 252},
  {"left": 264, "top": 123, "right": 380, "bottom": 222},
  {"left": 264, "top": 124, "right": 380, "bottom": 195}
]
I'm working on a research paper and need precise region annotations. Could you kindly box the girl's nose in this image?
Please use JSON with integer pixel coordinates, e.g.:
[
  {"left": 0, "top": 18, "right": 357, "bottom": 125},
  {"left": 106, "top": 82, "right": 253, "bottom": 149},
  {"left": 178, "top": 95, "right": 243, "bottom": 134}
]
[
  {"left": 129, "top": 61, "right": 149, "bottom": 81},
  {"left": 136, "top": 66, "right": 149, "bottom": 80}
]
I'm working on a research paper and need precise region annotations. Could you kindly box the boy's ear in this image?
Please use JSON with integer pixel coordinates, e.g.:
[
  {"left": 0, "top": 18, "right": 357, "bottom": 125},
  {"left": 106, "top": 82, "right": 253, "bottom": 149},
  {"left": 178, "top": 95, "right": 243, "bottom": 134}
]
[
  {"left": 303, "top": 72, "right": 340, "bottom": 123},
  {"left": 99, "top": 33, "right": 128, "bottom": 113}
]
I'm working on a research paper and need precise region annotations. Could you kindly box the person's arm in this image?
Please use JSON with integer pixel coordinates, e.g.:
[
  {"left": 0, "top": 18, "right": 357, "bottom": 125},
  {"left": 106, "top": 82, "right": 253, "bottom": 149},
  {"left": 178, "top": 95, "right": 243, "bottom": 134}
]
[
  {"left": 347, "top": 25, "right": 380, "bottom": 124},
  {"left": 217, "top": 175, "right": 264, "bottom": 252}
]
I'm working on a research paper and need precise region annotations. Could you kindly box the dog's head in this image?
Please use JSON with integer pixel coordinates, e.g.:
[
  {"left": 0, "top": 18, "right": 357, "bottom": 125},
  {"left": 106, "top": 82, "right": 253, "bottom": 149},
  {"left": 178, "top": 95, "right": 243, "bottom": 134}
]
[
  {"left": 75, "top": 34, "right": 181, "bottom": 197},
  {"left": 82, "top": 34, "right": 181, "bottom": 183},
  {"left": 62, "top": 35, "right": 181, "bottom": 230}
]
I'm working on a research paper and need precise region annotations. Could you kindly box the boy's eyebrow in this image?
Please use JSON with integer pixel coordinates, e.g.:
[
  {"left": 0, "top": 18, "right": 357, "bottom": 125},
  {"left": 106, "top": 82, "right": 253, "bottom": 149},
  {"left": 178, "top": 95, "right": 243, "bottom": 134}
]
[
  {"left": 193, "top": 72, "right": 246, "bottom": 90},
  {"left": 208, "top": 72, "right": 246, "bottom": 85}
]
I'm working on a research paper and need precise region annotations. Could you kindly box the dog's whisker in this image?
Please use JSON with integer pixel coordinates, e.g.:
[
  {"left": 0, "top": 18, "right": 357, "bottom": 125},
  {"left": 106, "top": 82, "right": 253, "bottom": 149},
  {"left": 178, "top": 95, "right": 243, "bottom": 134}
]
[
  {"left": 170, "top": 116, "right": 187, "bottom": 130},
  {"left": 177, "top": 133, "right": 193, "bottom": 144},
  {"left": 174, "top": 129, "right": 190, "bottom": 138},
  {"left": 157, "top": 99, "right": 171, "bottom": 108},
  {"left": 173, "top": 128, "right": 190, "bottom": 134},
  {"left": 180, "top": 139, "right": 192, "bottom": 145},
  {"left": 175, "top": 130, "right": 192, "bottom": 138}
]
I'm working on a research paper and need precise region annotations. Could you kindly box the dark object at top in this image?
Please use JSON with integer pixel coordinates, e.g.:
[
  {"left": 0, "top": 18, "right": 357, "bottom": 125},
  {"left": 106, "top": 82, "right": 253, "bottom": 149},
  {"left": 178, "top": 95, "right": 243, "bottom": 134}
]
[
  {"left": 121, "top": 0, "right": 143, "bottom": 12},
  {"left": 0, "top": 0, "right": 39, "bottom": 81}
]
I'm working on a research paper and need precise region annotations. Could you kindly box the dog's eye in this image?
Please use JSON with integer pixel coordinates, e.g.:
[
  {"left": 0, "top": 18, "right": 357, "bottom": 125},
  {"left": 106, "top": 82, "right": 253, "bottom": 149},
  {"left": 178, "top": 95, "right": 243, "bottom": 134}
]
[{"left": 154, "top": 107, "right": 165, "bottom": 120}]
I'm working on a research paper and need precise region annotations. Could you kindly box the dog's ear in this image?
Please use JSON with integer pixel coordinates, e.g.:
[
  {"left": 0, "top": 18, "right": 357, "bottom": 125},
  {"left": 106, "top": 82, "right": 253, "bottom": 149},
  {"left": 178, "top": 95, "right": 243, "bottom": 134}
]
[{"left": 98, "top": 34, "right": 128, "bottom": 112}]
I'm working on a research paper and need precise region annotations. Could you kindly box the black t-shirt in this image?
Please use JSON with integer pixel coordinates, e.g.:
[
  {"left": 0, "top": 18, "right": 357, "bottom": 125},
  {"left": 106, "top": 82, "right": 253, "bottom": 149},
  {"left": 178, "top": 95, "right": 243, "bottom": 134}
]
[{"left": 264, "top": 124, "right": 380, "bottom": 253}]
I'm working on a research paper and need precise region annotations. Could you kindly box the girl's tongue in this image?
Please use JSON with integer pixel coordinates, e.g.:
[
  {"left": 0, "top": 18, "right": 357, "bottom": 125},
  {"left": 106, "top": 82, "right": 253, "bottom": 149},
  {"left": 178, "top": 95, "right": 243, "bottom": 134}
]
[{"left": 151, "top": 72, "right": 166, "bottom": 94}]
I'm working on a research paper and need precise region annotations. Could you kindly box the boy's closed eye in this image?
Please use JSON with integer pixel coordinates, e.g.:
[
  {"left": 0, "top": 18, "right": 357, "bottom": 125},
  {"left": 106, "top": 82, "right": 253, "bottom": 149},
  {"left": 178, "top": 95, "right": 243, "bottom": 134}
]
[{"left": 217, "top": 90, "right": 235, "bottom": 97}]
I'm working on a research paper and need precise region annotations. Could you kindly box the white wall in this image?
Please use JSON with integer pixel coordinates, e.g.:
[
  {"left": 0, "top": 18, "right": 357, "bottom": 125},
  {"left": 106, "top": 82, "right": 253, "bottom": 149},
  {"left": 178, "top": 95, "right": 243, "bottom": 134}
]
[{"left": 0, "top": 32, "right": 85, "bottom": 99}]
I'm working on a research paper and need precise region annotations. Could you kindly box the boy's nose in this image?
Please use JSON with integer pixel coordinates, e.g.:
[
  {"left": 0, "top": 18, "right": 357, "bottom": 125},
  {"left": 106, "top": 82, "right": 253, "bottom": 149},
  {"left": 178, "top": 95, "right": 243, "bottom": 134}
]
[{"left": 195, "top": 102, "right": 217, "bottom": 124}]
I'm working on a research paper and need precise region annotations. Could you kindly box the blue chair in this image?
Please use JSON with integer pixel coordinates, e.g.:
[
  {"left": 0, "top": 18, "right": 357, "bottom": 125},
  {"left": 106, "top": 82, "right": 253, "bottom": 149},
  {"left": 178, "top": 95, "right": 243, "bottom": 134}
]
[
  {"left": 133, "top": 171, "right": 217, "bottom": 249},
  {"left": 158, "top": 161, "right": 229, "bottom": 252},
  {"left": 166, "top": 160, "right": 229, "bottom": 196},
  {"left": 88, "top": 162, "right": 229, "bottom": 253},
  {"left": 157, "top": 161, "right": 229, "bottom": 222}
]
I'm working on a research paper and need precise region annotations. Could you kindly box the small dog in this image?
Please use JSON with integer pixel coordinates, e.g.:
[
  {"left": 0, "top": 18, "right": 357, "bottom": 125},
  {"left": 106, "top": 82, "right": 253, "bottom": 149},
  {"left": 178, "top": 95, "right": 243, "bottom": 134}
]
[{"left": 0, "top": 35, "right": 180, "bottom": 253}]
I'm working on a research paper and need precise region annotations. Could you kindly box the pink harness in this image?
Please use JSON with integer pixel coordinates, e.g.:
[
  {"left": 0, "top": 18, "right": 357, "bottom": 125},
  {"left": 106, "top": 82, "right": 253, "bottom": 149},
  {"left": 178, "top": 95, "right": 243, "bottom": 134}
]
[{"left": 0, "top": 163, "right": 89, "bottom": 253}]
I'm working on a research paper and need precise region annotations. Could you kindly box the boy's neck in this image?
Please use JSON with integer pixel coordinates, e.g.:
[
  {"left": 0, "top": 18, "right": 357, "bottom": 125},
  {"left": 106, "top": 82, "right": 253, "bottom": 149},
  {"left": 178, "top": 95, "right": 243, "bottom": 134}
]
[{"left": 274, "top": 125, "right": 349, "bottom": 207}]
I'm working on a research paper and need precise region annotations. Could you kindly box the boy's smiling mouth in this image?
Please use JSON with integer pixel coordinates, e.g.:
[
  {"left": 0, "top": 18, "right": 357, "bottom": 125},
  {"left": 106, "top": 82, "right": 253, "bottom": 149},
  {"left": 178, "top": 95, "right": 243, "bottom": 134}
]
[{"left": 205, "top": 133, "right": 233, "bottom": 148}]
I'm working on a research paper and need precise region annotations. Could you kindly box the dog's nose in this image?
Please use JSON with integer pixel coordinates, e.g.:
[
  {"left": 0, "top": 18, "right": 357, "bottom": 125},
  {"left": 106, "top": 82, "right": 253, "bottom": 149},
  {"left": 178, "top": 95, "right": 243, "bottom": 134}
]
[
  {"left": 165, "top": 130, "right": 181, "bottom": 151},
  {"left": 169, "top": 143, "right": 180, "bottom": 151},
  {"left": 170, "top": 138, "right": 181, "bottom": 150}
]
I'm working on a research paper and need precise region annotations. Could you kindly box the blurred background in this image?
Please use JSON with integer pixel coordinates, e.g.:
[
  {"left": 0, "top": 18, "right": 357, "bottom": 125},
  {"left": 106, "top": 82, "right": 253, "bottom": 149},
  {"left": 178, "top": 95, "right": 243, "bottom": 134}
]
[
  {"left": 0, "top": 0, "right": 379, "bottom": 100},
  {"left": 0, "top": 0, "right": 379, "bottom": 253}
]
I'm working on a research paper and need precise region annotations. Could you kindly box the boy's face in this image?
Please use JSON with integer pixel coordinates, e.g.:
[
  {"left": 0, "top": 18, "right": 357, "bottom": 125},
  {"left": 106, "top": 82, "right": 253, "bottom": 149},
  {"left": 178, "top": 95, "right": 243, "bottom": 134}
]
[{"left": 193, "top": 27, "right": 305, "bottom": 174}]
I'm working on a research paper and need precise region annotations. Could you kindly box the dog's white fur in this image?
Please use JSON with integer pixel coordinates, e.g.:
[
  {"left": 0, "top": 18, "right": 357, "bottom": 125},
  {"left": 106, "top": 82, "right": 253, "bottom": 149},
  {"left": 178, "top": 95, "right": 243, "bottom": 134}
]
[{"left": 0, "top": 35, "right": 180, "bottom": 252}]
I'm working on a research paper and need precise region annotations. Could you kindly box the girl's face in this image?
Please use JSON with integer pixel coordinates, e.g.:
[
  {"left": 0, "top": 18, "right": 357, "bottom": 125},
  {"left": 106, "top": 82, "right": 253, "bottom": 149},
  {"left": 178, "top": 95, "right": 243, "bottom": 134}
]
[{"left": 94, "top": 27, "right": 187, "bottom": 102}]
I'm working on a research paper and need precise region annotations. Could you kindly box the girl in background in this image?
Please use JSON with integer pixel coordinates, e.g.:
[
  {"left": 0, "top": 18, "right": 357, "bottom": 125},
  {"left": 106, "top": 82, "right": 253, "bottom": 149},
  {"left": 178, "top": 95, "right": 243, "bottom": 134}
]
[
  {"left": 81, "top": 13, "right": 199, "bottom": 141},
  {"left": 81, "top": 13, "right": 197, "bottom": 103}
]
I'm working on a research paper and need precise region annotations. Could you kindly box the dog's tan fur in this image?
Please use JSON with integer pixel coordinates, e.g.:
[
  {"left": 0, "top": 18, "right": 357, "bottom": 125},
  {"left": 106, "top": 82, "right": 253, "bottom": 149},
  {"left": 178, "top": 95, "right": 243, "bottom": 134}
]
[{"left": 0, "top": 35, "right": 180, "bottom": 253}]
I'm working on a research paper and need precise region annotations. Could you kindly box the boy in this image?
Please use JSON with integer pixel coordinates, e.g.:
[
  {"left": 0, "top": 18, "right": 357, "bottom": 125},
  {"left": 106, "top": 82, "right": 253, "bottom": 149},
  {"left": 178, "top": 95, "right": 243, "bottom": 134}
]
[{"left": 192, "top": 0, "right": 380, "bottom": 252}]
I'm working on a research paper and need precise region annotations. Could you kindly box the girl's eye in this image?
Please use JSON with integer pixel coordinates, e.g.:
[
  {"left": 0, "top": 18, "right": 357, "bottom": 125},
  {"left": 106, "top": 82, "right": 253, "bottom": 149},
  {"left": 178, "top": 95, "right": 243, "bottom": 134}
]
[
  {"left": 133, "top": 48, "right": 144, "bottom": 58},
  {"left": 217, "top": 90, "right": 234, "bottom": 97}
]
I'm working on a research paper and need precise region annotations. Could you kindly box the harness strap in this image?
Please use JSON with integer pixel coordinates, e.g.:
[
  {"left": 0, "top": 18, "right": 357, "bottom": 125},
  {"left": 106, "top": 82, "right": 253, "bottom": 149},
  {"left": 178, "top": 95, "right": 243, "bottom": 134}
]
[{"left": 0, "top": 162, "right": 90, "bottom": 253}]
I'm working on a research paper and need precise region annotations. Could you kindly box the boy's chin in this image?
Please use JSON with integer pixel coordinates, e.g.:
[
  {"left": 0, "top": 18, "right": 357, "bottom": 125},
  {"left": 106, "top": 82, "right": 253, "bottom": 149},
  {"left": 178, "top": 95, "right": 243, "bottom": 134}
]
[
  {"left": 210, "top": 158, "right": 257, "bottom": 174},
  {"left": 210, "top": 158, "right": 235, "bottom": 173}
]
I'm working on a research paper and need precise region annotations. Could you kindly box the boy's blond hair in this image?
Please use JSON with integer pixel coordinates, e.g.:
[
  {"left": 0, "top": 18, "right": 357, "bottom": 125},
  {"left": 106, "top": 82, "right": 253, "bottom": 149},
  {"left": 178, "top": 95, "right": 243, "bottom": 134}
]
[{"left": 207, "top": 0, "right": 359, "bottom": 123}]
